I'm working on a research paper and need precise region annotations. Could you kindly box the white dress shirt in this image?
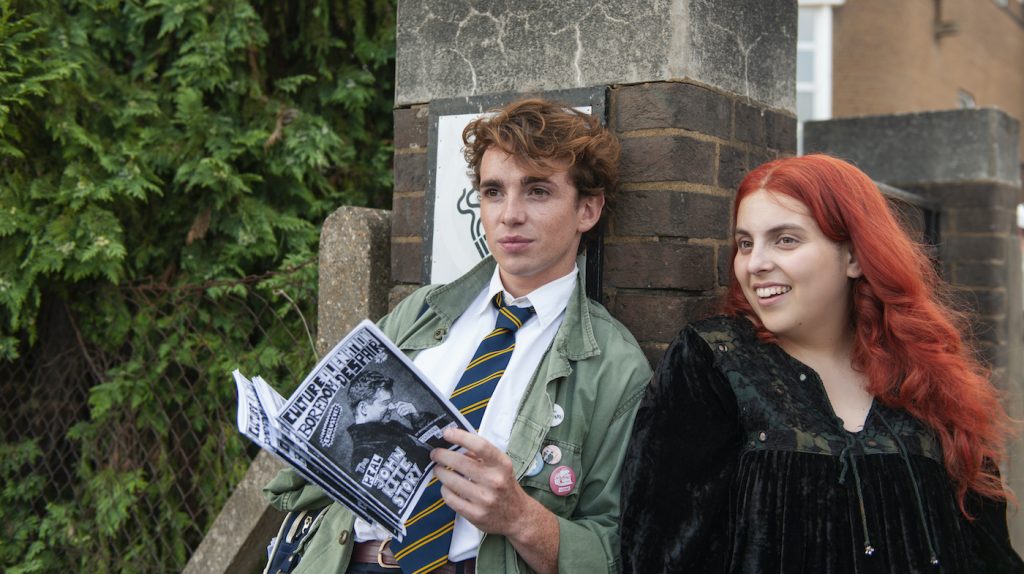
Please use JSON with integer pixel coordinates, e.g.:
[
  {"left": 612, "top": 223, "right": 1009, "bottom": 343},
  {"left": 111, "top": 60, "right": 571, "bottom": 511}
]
[{"left": 354, "top": 265, "right": 576, "bottom": 561}]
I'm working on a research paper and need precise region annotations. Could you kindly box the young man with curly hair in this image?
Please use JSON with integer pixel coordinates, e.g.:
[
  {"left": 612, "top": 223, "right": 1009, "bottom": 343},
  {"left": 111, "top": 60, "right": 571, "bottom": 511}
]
[{"left": 264, "top": 98, "right": 651, "bottom": 574}]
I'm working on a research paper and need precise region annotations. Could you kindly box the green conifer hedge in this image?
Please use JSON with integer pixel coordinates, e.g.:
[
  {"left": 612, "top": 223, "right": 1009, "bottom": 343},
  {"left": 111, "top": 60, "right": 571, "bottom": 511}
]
[{"left": 0, "top": 1, "right": 396, "bottom": 571}]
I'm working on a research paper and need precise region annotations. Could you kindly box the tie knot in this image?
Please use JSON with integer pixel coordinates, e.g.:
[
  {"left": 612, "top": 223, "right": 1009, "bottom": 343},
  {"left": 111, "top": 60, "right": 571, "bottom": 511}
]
[{"left": 492, "top": 293, "right": 534, "bottom": 332}]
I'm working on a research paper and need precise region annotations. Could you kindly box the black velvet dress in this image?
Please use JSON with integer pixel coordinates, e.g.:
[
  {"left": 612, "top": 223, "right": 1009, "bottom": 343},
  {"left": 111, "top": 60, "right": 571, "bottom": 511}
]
[{"left": 620, "top": 316, "right": 1023, "bottom": 574}]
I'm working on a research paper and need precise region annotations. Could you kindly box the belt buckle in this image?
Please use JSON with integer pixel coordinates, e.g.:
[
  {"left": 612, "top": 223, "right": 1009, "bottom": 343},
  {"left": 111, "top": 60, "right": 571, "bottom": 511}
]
[{"left": 377, "top": 540, "right": 400, "bottom": 569}]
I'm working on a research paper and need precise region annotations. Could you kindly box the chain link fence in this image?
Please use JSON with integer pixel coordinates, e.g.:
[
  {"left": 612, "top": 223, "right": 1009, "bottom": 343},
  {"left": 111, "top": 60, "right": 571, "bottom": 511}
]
[{"left": 1, "top": 267, "right": 317, "bottom": 573}]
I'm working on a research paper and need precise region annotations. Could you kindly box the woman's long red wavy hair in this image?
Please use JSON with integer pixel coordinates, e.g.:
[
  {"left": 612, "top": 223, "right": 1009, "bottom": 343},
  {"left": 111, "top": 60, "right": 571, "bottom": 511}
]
[{"left": 723, "top": 154, "right": 1011, "bottom": 513}]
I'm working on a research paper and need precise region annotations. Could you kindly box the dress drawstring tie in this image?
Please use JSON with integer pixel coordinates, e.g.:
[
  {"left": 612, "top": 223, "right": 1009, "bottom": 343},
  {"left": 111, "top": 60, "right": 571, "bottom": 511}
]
[
  {"left": 838, "top": 434, "right": 874, "bottom": 557},
  {"left": 877, "top": 410, "right": 941, "bottom": 567}
]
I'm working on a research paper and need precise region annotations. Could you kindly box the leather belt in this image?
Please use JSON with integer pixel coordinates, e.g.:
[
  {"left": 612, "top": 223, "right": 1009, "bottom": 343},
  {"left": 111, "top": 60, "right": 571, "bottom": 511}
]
[
  {"left": 351, "top": 540, "right": 476, "bottom": 573},
  {"left": 352, "top": 540, "right": 399, "bottom": 568}
]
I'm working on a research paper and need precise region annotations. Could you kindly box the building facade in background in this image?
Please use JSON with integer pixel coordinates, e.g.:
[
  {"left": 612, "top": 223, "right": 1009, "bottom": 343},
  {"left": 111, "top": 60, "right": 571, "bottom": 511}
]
[{"left": 799, "top": 0, "right": 1024, "bottom": 169}]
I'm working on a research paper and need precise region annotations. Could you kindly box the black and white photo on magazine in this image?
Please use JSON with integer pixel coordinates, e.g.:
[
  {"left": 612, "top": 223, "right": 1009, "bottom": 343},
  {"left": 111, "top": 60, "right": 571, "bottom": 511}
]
[{"left": 234, "top": 319, "right": 473, "bottom": 539}]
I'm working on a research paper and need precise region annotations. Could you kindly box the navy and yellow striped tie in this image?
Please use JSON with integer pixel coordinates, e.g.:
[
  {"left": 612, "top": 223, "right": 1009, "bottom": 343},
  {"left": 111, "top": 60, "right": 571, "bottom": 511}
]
[{"left": 391, "top": 293, "right": 534, "bottom": 574}]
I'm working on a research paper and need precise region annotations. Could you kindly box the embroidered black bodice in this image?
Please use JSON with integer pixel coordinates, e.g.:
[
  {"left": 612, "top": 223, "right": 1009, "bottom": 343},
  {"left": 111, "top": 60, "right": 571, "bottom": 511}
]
[{"left": 621, "top": 316, "right": 1023, "bottom": 574}]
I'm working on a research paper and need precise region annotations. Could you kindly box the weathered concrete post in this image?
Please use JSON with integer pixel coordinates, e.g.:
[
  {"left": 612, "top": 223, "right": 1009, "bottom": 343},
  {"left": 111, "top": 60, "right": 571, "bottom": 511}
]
[
  {"left": 183, "top": 207, "right": 392, "bottom": 574},
  {"left": 804, "top": 108, "right": 1024, "bottom": 544},
  {"left": 390, "top": 0, "right": 797, "bottom": 363}
]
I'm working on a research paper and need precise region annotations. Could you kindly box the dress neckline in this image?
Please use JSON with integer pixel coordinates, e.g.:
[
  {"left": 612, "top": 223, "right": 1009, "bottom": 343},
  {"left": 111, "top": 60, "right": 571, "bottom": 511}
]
[{"left": 769, "top": 343, "right": 876, "bottom": 435}]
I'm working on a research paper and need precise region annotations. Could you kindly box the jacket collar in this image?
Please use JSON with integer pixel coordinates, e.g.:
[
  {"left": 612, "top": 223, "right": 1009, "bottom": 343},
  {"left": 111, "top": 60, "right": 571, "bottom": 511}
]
[{"left": 425, "top": 254, "right": 600, "bottom": 362}]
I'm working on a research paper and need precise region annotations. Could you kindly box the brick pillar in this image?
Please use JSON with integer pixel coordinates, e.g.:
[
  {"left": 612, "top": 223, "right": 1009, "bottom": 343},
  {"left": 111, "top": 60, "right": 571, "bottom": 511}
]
[
  {"left": 390, "top": 0, "right": 797, "bottom": 366},
  {"left": 390, "top": 105, "right": 430, "bottom": 308},
  {"left": 804, "top": 108, "right": 1024, "bottom": 545},
  {"left": 605, "top": 82, "right": 795, "bottom": 364}
]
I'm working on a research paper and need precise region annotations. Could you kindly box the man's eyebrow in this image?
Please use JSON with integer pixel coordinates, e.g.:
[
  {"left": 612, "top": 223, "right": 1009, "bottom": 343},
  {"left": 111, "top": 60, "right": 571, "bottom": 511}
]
[
  {"left": 479, "top": 175, "right": 554, "bottom": 188},
  {"left": 733, "top": 223, "right": 806, "bottom": 237}
]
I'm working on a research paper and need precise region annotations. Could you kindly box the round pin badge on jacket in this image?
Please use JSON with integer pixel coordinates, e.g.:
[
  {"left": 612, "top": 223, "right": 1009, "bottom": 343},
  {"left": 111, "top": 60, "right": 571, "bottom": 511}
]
[
  {"left": 549, "top": 465, "right": 576, "bottom": 496},
  {"left": 551, "top": 404, "right": 564, "bottom": 427},
  {"left": 541, "top": 444, "right": 562, "bottom": 465},
  {"left": 525, "top": 451, "right": 544, "bottom": 477}
]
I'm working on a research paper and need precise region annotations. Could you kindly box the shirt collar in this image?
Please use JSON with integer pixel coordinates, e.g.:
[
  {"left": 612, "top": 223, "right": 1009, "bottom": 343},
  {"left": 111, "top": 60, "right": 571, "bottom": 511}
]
[{"left": 474, "top": 265, "right": 578, "bottom": 330}]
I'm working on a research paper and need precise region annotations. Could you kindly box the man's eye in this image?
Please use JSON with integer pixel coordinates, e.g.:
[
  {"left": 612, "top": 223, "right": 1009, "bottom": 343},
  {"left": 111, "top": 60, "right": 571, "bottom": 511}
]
[{"left": 528, "top": 187, "right": 549, "bottom": 196}]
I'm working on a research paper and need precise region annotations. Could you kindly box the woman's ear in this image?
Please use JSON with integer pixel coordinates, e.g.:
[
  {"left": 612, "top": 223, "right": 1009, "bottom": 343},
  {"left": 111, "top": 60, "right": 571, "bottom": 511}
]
[{"left": 845, "top": 245, "right": 863, "bottom": 279}]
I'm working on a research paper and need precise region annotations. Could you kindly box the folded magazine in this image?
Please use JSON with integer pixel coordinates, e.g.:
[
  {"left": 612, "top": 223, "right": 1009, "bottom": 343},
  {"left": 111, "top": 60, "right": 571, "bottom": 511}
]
[{"left": 234, "top": 319, "right": 473, "bottom": 539}]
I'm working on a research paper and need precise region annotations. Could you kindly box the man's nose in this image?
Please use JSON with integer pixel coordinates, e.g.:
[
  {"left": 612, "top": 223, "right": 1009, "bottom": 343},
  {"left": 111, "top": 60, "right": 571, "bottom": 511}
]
[{"left": 501, "top": 193, "right": 527, "bottom": 224}]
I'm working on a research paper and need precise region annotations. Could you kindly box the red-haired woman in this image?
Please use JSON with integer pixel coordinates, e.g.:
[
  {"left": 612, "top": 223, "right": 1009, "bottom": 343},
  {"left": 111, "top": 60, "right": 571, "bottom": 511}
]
[{"left": 620, "top": 154, "right": 1022, "bottom": 573}]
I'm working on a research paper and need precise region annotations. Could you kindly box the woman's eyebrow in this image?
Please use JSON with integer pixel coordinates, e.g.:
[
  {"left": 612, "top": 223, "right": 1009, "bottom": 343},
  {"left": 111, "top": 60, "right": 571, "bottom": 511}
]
[{"left": 734, "top": 223, "right": 805, "bottom": 237}]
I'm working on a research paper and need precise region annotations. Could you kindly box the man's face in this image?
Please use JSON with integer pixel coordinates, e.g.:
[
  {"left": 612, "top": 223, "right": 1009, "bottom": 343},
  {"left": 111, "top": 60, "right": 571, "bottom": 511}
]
[
  {"left": 478, "top": 149, "right": 603, "bottom": 298},
  {"left": 361, "top": 388, "right": 392, "bottom": 423}
]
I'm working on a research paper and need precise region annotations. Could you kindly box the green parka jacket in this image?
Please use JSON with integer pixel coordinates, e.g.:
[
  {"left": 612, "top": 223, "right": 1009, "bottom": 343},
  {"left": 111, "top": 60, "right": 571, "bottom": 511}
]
[{"left": 264, "top": 256, "right": 652, "bottom": 573}]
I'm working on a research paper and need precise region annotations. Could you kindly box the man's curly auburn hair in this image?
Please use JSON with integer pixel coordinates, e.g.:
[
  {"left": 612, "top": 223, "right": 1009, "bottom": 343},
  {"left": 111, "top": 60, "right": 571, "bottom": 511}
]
[{"left": 461, "top": 98, "right": 621, "bottom": 206}]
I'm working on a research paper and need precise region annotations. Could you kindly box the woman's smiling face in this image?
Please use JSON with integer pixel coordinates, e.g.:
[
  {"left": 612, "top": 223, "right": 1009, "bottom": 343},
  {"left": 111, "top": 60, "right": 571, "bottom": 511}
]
[{"left": 733, "top": 189, "right": 862, "bottom": 347}]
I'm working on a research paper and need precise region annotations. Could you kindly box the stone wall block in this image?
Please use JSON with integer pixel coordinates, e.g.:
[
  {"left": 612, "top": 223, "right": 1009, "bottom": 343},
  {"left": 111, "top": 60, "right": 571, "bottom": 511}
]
[
  {"left": 717, "top": 244, "right": 733, "bottom": 287},
  {"left": 391, "top": 193, "right": 425, "bottom": 238},
  {"left": 749, "top": 147, "right": 776, "bottom": 172},
  {"left": 955, "top": 208, "right": 1015, "bottom": 234},
  {"left": 394, "top": 106, "right": 429, "bottom": 149},
  {"left": 718, "top": 145, "right": 749, "bottom": 190},
  {"left": 611, "top": 290, "right": 721, "bottom": 343},
  {"left": 953, "top": 262, "right": 1007, "bottom": 288},
  {"left": 910, "top": 183, "right": 1019, "bottom": 210},
  {"left": 804, "top": 108, "right": 1021, "bottom": 186},
  {"left": 612, "top": 83, "right": 732, "bottom": 139},
  {"left": 619, "top": 136, "right": 716, "bottom": 184},
  {"left": 942, "top": 235, "right": 1008, "bottom": 262},
  {"left": 734, "top": 102, "right": 766, "bottom": 146},
  {"left": 394, "top": 153, "right": 428, "bottom": 193},
  {"left": 613, "top": 189, "right": 731, "bottom": 239},
  {"left": 765, "top": 109, "right": 797, "bottom": 153},
  {"left": 604, "top": 241, "right": 715, "bottom": 290},
  {"left": 391, "top": 241, "right": 423, "bottom": 284}
]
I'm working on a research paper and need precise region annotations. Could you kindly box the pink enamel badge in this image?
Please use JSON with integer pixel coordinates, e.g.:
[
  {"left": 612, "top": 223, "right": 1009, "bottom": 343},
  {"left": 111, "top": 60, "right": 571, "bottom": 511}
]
[{"left": 549, "top": 465, "right": 576, "bottom": 496}]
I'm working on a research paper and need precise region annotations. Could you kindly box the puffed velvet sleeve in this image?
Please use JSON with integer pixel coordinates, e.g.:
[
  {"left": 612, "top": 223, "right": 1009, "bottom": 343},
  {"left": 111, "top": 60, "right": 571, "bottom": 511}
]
[
  {"left": 967, "top": 477, "right": 1024, "bottom": 572},
  {"left": 620, "top": 325, "right": 743, "bottom": 574}
]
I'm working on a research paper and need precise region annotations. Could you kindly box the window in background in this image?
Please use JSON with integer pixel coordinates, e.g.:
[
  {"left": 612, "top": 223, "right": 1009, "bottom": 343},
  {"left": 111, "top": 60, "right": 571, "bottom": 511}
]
[{"left": 797, "top": 0, "right": 844, "bottom": 154}]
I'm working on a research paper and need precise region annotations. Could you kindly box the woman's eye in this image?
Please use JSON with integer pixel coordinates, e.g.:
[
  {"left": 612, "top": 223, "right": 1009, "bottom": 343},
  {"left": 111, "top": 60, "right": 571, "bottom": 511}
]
[
  {"left": 778, "top": 236, "right": 798, "bottom": 246},
  {"left": 737, "top": 239, "right": 753, "bottom": 251}
]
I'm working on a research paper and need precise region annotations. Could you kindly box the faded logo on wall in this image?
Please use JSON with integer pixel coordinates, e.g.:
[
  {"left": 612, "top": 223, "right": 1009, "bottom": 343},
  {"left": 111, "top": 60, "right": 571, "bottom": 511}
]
[
  {"left": 430, "top": 112, "right": 490, "bottom": 284},
  {"left": 456, "top": 186, "right": 488, "bottom": 259}
]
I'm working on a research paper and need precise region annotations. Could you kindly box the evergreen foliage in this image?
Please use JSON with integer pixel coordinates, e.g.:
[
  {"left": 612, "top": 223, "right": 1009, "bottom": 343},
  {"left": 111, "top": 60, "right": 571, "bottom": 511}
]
[{"left": 0, "top": 0, "right": 396, "bottom": 571}]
